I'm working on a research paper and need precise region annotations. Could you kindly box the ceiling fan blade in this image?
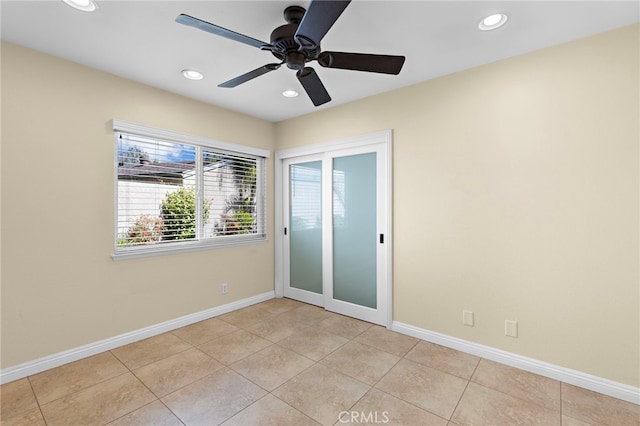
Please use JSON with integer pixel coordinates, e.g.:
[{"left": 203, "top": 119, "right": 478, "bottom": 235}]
[
  {"left": 296, "top": 67, "right": 331, "bottom": 106},
  {"left": 218, "top": 63, "right": 281, "bottom": 88},
  {"left": 176, "top": 14, "right": 272, "bottom": 50},
  {"left": 318, "top": 52, "right": 406, "bottom": 75},
  {"left": 294, "top": 0, "right": 350, "bottom": 50}
]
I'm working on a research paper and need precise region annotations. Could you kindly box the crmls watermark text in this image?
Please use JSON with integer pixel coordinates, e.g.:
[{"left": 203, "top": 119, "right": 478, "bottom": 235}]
[{"left": 338, "top": 410, "right": 390, "bottom": 424}]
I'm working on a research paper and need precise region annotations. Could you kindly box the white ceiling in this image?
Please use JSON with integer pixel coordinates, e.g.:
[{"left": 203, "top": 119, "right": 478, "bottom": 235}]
[{"left": 1, "top": 1, "right": 638, "bottom": 122}]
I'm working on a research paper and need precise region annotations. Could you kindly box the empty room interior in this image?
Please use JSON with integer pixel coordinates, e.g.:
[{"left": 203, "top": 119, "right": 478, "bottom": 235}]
[{"left": 1, "top": 1, "right": 639, "bottom": 425}]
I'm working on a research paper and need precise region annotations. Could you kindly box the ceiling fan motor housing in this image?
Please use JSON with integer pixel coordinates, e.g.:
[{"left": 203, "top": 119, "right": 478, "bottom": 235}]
[{"left": 270, "top": 6, "right": 320, "bottom": 70}]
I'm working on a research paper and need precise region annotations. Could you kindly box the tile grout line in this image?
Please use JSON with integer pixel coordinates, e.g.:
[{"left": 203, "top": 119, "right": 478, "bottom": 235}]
[
  {"left": 106, "top": 338, "right": 226, "bottom": 426},
  {"left": 303, "top": 314, "right": 452, "bottom": 424},
  {"left": 111, "top": 343, "right": 234, "bottom": 426},
  {"left": 448, "top": 355, "right": 482, "bottom": 422},
  {"left": 337, "top": 354, "right": 397, "bottom": 424},
  {"left": 215, "top": 393, "right": 267, "bottom": 426},
  {"left": 276, "top": 321, "right": 371, "bottom": 426},
  {"left": 168, "top": 329, "right": 201, "bottom": 346},
  {"left": 29, "top": 365, "right": 133, "bottom": 409},
  {"left": 559, "top": 379, "right": 563, "bottom": 423},
  {"left": 266, "top": 355, "right": 327, "bottom": 424},
  {"left": 466, "top": 380, "right": 565, "bottom": 416},
  {"left": 332, "top": 331, "right": 452, "bottom": 424},
  {"left": 197, "top": 330, "right": 272, "bottom": 365},
  {"left": 224, "top": 343, "right": 291, "bottom": 393},
  {"left": 131, "top": 343, "right": 234, "bottom": 397},
  {"left": 469, "top": 359, "right": 565, "bottom": 415},
  {"left": 155, "top": 399, "right": 187, "bottom": 426},
  {"left": 230, "top": 391, "right": 320, "bottom": 426},
  {"left": 110, "top": 336, "right": 196, "bottom": 371},
  {"left": 108, "top": 349, "right": 167, "bottom": 425},
  {"left": 275, "top": 328, "right": 351, "bottom": 363},
  {"left": 152, "top": 365, "right": 248, "bottom": 420},
  {"left": 361, "top": 339, "right": 452, "bottom": 424},
  {"left": 346, "top": 330, "right": 415, "bottom": 358},
  {"left": 26, "top": 375, "right": 48, "bottom": 426},
  {"left": 266, "top": 315, "right": 374, "bottom": 425},
  {"left": 170, "top": 318, "right": 243, "bottom": 347},
  {"left": 29, "top": 368, "right": 149, "bottom": 426}
]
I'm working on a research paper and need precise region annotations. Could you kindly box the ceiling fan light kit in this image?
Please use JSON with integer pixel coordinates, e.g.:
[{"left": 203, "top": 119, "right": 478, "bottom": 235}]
[{"left": 175, "top": 0, "right": 406, "bottom": 107}]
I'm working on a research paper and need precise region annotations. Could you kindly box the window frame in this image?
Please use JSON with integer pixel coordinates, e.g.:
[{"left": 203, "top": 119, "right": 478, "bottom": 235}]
[{"left": 111, "top": 119, "right": 269, "bottom": 260}]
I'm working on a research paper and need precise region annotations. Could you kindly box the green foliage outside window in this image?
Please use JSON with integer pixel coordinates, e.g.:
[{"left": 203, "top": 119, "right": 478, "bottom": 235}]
[
  {"left": 214, "top": 163, "right": 257, "bottom": 236},
  {"left": 118, "top": 214, "right": 163, "bottom": 247},
  {"left": 216, "top": 211, "right": 254, "bottom": 235},
  {"left": 161, "top": 187, "right": 210, "bottom": 240}
]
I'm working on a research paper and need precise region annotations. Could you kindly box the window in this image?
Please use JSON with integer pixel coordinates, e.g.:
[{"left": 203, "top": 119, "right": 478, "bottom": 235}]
[{"left": 112, "top": 120, "right": 268, "bottom": 259}]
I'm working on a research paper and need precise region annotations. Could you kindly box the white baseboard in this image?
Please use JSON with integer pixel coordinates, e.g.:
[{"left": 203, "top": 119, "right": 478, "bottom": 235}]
[
  {"left": 3, "top": 298, "right": 637, "bottom": 406},
  {"left": 392, "top": 321, "right": 640, "bottom": 405},
  {"left": 0, "top": 291, "right": 275, "bottom": 385}
]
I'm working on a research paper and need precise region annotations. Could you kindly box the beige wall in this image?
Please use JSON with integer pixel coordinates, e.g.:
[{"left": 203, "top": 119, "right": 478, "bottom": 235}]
[
  {"left": 1, "top": 42, "right": 276, "bottom": 368},
  {"left": 275, "top": 25, "right": 639, "bottom": 387}
]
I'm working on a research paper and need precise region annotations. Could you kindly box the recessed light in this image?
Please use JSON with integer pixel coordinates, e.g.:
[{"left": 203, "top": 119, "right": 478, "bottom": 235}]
[
  {"left": 479, "top": 13, "right": 508, "bottom": 31},
  {"left": 182, "top": 69, "right": 204, "bottom": 80},
  {"left": 282, "top": 90, "right": 299, "bottom": 98},
  {"left": 62, "top": 0, "right": 97, "bottom": 12}
]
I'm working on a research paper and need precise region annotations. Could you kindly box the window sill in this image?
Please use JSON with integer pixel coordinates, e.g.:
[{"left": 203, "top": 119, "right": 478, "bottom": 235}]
[{"left": 112, "top": 235, "right": 267, "bottom": 261}]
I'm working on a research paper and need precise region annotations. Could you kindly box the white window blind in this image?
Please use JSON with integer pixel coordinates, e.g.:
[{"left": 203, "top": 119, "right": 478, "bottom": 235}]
[{"left": 112, "top": 120, "right": 268, "bottom": 259}]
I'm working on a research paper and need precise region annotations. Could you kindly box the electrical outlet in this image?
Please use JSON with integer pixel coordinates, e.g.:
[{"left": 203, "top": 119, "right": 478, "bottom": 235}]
[
  {"left": 462, "top": 310, "right": 474, "bottom": 326},
  {"left": 221, "top": 283, "right": 228, "bottom": 294},
  {"left": 505, "top": 320, "right": 518, "bottom": 337}
]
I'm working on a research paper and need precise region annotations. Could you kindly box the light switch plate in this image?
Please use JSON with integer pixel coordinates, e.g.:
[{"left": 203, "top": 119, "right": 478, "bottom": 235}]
[{"left": 463, "top": 310, "right": 474, "bottom": 326}]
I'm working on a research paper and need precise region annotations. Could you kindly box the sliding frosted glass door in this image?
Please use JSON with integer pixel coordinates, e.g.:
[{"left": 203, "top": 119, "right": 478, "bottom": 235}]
[
  {"left": 324, "top": 144, "right": 388, "bottom": 325},
  {"left": 283, "top": 157, "right": 324, "bottom": 306},
  {"left": 281, "top": 137, "right": 390, "bottom": 325},
  {"left": 332, "top": 153, "right": 377, "bottom": 308}
]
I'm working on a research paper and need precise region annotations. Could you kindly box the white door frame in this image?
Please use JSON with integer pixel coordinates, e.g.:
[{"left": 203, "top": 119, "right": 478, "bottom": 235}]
[{"left": 274, "top": 130, "right": 393, "bottom": 328}]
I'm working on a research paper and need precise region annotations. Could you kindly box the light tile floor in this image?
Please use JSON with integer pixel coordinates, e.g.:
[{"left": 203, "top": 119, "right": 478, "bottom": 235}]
[{"left": 1, "top": 298, "right": 638, "bottom": 426}]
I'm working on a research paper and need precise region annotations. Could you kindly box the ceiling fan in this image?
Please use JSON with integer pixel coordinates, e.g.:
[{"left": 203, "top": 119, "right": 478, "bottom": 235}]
[{"left": 176, "top": 1, "right": 406, "bottom": 106}]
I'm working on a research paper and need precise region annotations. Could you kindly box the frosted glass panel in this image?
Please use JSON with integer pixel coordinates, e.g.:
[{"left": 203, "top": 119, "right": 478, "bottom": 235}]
[
  {"left": 333, "top": 153, "right": 377, "bottom": 308},
  {"left": 289, "top": 161, "right": 323, "bottom": 294}
]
